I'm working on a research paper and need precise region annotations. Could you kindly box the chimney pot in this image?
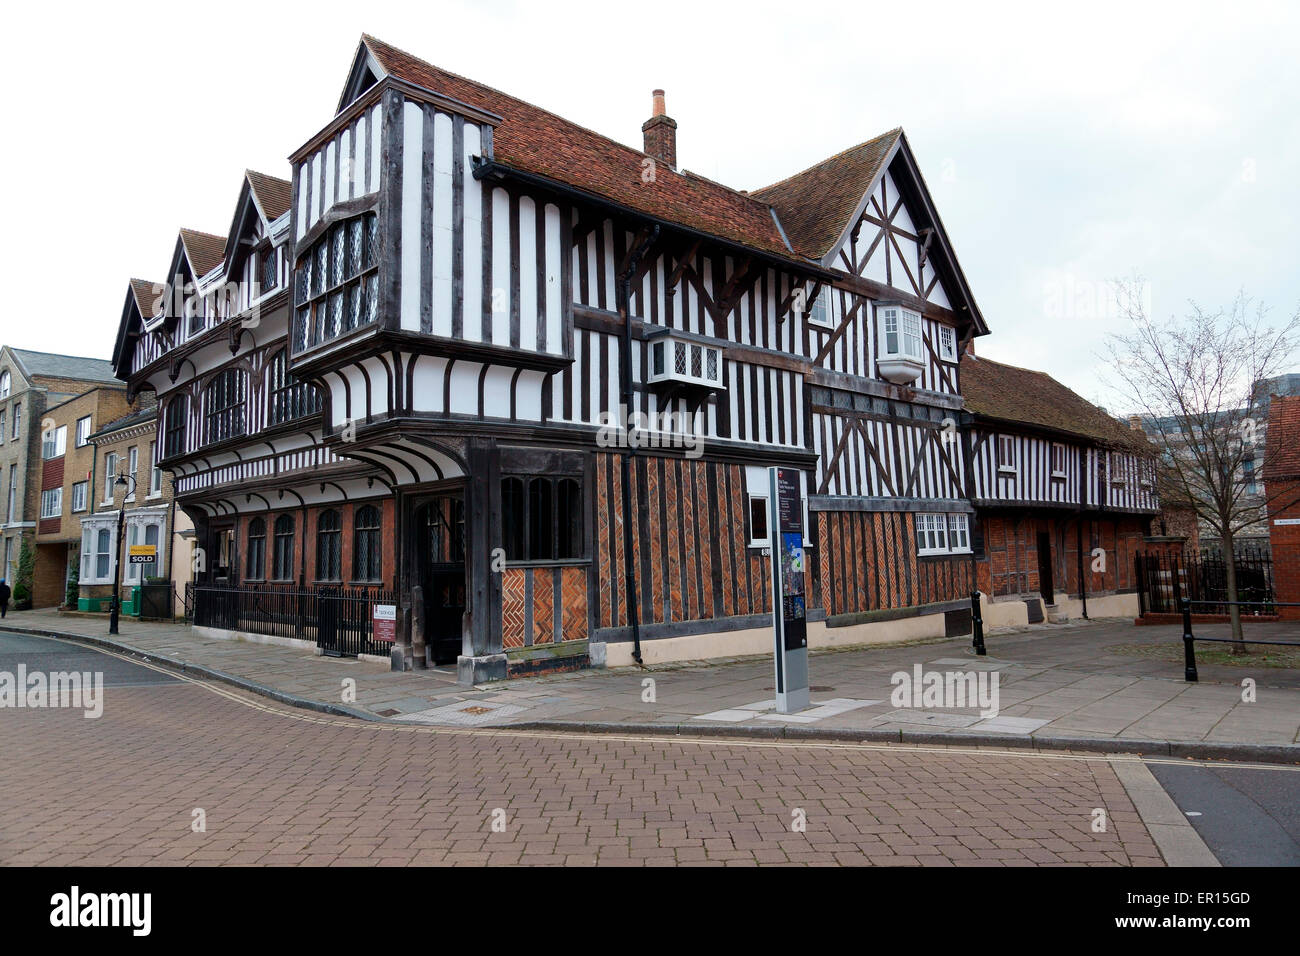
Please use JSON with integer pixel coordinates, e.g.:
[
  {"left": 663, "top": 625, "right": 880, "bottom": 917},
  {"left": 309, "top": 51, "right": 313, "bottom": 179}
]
[{"left": 642, "top": 89, "right": 677, "bottom": 170}]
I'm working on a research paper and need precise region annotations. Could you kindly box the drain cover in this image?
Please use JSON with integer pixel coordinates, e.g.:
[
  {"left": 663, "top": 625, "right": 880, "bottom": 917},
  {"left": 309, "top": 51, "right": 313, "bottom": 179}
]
[
  {"left": 459, "top": 706, "right": 494, "bottom": 715},
  {"left": 376, "top": 709, "right": 399, "bottom": 717}
]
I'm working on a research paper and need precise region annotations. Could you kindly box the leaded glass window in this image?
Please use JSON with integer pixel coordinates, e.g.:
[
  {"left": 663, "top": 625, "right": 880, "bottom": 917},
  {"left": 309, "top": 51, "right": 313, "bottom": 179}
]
[{"left": 291, "top": 212, "right": 380, "bottom": 353}]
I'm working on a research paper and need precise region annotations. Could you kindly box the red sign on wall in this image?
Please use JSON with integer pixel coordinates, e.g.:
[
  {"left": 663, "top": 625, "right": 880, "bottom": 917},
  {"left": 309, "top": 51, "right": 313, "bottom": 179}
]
[{"left": 372, "top": 604, "right": 397, "bottom": 643}]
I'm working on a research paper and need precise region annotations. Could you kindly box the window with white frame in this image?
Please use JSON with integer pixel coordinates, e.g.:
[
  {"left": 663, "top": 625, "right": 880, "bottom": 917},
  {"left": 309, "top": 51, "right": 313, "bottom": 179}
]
[
  {"left": 647, "top": 335, "right": 723, "bottom": 389},
  {"left": 0, "top": 370, "right": 8, "bottom": 398},
  {"left": 103, "top": 452, "right": 118, "bottom": 502},
  {"left": 71, "top": 481, "right": 87, "bottom": 513},
  {"left": 915, "top": 512, "right": 970, "bottom": 556},
  {"left": 75, "top": 415, "right": 92, "bottom": 447},
  {"left": 997, "top": 435, "right": 1016, "bottom": 472},
  {"left": 879, "top": 306, "right": 923, "bottom": 362},
  {"left": 0, "top": 410, "right": 5, "bottom": 443},
  {"left": 807, "top": 286, "right": 834, "bottom": 329},
  {"left": 40, "top": 487, "right": 62, "bottom": 519},
  {"left": 41, "top": 424, "right": 66, "bottom": 460},
  {"left": 937, "top": 325, "right": 958, "bottom": 362},
  {"left": 914, "top": 513, "right": 948, "bottom": 555},
  {"left": 127, "top": 447, "right": 138, "bottom": 500},
  {"left": 149, "top": 441, "right": 162, "bottom": 495},
  {"left": 1051, "top": 442, "right": 1067, "bottom": 477},
  {"left": 11, "top": 402, "right": 20, "bottom": 439},
  {"left": 747, "top": 495, "right": 769, "bottom": 548},
  {"left": 81, "top": 524, "right": 116, "bottom": 584},
  {"left": 946, "top": 514, "right": 970, "bottom": 552}
]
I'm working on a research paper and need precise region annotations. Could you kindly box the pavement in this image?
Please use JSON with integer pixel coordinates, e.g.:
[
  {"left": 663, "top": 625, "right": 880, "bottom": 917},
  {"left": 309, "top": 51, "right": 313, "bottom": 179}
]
[
  {"left": 0, "top": 632, "right": 1171, "bottom": 866},
  {"left": 2, "top": 609, "right": 1299, "bottom": 763},
  {"left": 5, "top": 626, "right": 1300, "bottom": 866}
]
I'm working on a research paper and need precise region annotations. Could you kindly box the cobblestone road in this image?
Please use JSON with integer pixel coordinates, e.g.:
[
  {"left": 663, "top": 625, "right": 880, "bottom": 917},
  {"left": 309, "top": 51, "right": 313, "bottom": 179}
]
[{"left": 0, "top": 641, "right": 1166, "bottom": 866}]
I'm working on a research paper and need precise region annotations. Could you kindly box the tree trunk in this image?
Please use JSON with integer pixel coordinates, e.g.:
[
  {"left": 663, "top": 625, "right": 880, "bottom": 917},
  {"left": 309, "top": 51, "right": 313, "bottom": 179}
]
[{"left": 1222, "top": 529, "right": 1247, "bottom": 654}]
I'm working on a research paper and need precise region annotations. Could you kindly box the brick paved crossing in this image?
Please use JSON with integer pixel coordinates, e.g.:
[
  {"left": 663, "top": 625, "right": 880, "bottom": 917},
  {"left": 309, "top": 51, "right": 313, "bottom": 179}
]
[{"left": 0, "top": 665, "right": 1163, "bottom": 866}]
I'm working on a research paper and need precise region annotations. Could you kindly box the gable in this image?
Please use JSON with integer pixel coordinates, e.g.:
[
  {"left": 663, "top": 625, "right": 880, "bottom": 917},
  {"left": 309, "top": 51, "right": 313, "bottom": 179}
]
[
  {"left": 756, "top": 131, "right": 986, "bottom": 336},
  {"left": 223, "top": 171, "right": 289, "bottom": 277},
  {"left": 337, "top": 40, "right": 387, "bottom": 114}
]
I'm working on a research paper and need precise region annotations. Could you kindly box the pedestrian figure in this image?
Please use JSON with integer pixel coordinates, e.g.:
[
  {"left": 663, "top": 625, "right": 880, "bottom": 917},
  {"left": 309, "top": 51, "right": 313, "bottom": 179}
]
[{"left": 0, "top": 578, "right": 10, "bottom": 619}]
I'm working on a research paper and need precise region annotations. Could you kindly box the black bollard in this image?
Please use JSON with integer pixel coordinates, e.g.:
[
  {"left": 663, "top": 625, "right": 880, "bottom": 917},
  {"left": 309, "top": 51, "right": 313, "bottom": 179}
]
[
  {"left": 971, "top": 591, "right": 986, "bottom": 656},
  {"left": 1181, "top": 598, "right": 1198, "bottom": 682}
]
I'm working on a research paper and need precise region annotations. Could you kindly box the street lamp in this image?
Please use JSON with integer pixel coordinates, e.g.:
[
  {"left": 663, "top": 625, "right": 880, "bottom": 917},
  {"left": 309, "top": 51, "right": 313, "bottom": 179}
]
[{"left": 108, "top": 473, "right": 137, "bottom": 635}]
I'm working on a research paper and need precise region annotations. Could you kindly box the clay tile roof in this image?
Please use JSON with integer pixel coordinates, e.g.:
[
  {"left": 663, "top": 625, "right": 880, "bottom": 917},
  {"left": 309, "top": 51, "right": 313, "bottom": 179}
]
[
  {"left": 129, "top": 278, "right": 163, "bottom": 320},
  {"left": 1264, "top": 395, "right": 1300, "bottom": 481},
  {"left": 751, "top": 129, "right": 901, "bottom": 261},
  {"left": 962, "top": 355, "right": 1149, "bottom": 450},
  {"left": 179, "top": 228, "right": 226, "bottom": 277},
  {"left": 246, "top": 169, "right": 292, "bottom": 221},
  {"left": 360, "top": 35, "right": 800, "bottom": 262}
]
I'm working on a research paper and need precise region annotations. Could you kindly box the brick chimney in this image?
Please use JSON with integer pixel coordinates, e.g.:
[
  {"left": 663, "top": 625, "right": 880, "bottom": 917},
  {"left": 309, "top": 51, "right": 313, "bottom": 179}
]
[
  {"left": 1128, "top": 414, "right": 1145, "bottom": 433},
  {"left": 642, "top": 89, "right": 677, "bottom": 170}
]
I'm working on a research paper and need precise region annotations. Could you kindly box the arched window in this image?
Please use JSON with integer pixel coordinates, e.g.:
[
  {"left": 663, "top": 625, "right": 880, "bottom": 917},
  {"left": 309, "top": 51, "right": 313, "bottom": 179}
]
[
  {"left": 316, "top": 510, "right": 342, "bottom": 581},
  {"left": 0, "top": 370, "right": 9, "bottom": 398},
  {"left": 164, "top": 395, "right": 188, "bottom": 458},
  {"left": 246, "top": 517, "right": 266, "bottom": 579},
  {"left": 353, "top": 505, "right": 382, "bottom": 582},
  {"left": 203, "top": 369, "right": 246, "bottom": 445},
  {"left": 557, "top": 477, "right": 582, "bottom": 559},
  {"left": 527, "top": 478, "right": 553, "bottom": 561},
  {"left": 501, "top": 477, "right": 525, "bottom": 560},
  {"left": 272, "top": 514, "right": 295, "bottom": 581},
  {"left": 267, "top": 348, "right": 321, "bottom": 426}
]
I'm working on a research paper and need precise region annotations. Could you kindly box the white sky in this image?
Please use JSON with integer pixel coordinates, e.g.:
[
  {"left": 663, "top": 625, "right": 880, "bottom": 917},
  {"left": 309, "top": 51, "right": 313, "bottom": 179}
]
[{"left": 3, "top": 0, "right": 1296, "bottom": 405}]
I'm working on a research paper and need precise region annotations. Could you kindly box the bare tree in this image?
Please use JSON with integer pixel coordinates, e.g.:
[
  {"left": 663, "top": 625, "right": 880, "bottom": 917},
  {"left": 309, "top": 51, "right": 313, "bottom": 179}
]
[{"left": 1104, "top": 279, "right": 1300, "bottom": 651}]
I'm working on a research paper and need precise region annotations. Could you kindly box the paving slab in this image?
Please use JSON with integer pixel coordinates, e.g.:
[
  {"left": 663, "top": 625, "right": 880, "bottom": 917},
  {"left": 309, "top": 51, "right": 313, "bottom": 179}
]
[{"left": 3, "top": 609, "right": 1299, "bottom": 761}]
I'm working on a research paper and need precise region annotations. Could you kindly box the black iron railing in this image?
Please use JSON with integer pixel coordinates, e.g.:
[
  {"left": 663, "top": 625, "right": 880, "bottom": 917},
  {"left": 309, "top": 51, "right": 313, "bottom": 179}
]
[
  {"left": 1135, "top": 547, "right": 1274, "bottom": 616},
  {"left": 1179, "top": 599, "right": 1300, "bottom": 682},
  {"left": 190, "top": 583, "right": 397, "bottom": 658}
]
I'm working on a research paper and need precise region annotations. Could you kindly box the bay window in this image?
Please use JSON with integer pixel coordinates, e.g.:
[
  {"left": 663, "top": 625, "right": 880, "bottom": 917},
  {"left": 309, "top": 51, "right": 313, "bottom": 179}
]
[
  {"left": 877, "top": 304, "right": 924, "bottom": 384},
  {"left": 293, "top": 212, "right": 379, "bottom": 354}
]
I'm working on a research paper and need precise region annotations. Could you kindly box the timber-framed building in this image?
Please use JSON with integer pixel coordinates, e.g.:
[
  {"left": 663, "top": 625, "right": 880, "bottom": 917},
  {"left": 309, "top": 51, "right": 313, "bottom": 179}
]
[{"left": 112, "top": 35, "right": 1159, "bottom": 682}]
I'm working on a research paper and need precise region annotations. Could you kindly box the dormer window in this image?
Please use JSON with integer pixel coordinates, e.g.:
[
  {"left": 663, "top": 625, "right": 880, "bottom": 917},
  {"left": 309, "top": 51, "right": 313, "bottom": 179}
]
[
  {"left": 876, "top": 304, "right": 924, "bottom": 384},
  {"left": 648, "top": 334, "right": 723, "bottom": 389}
]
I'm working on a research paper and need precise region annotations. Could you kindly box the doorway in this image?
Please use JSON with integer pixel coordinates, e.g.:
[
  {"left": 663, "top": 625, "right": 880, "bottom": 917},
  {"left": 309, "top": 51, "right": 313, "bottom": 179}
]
[
  {"left": 1036, "top": 530, "right": 1055, "bottom": 605},
  {"left": 414, "top": 492, "right": 466, "bottom": 665},
  {"left": 211, "top": 524, "right": 236, "bottom": 585}
]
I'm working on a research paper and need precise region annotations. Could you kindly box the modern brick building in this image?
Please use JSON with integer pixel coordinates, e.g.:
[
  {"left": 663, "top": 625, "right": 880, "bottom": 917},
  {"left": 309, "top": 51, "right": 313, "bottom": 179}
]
[
  {"left": 1264, "top": 395, "right": 1300, "bottom": 619},
  {"left": 78, "top": 403, "right": 193, "bottom": 617},
  {"left": 30, "top": 385, "right": 134, "bottom": 607},
  {"left": 0, "top": 347, "right": 124, "bottom": 604}
]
